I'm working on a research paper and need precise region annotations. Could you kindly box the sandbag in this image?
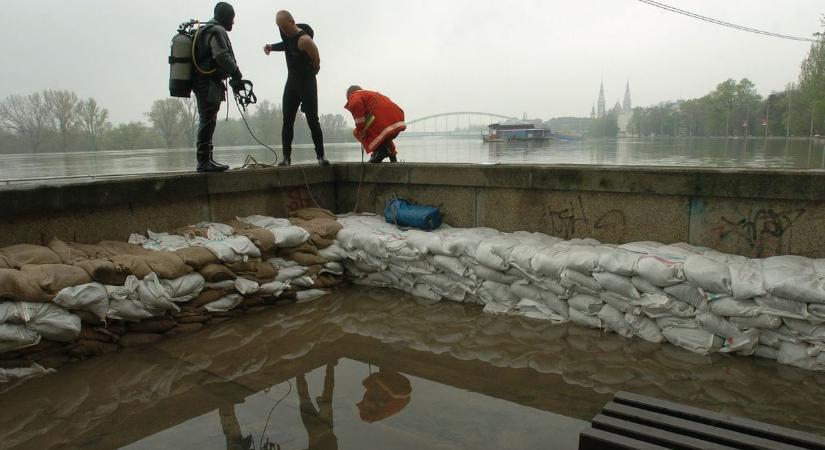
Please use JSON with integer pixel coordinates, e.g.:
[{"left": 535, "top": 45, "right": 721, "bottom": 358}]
[
  {"left": 662, "top": 327, "right": 723, "bottom": 355},
  {"left": 191, "top": 289, "right": 232, "bottom": 309},
  {"left": 204, "top": 294, "right": 244, "bottom": 312},
  {"left": 74, "top": 259, "right": 127, "bottom": 285},
  {"left": 598, "top": 304, "right": 633, "bottom": 338},
  {"left": 290, "top": 208, "right": 337, "bottom": 221},
  {"left": 48, "top": 238, "right": 89, "bottom": 265},
  {"left": 53, "top": 282, "right": 110, "bottom": 321},
  {"left": 592, "top": 272, "right": 640, "bottom": 299},
  {"left": 636, "top": 255, "right": 684, "bottom": 287},
  {"left": 683, "top": 255, "right": 732, "bottom": 295},
  {"left": 174, "top": 246, "right": 220, "bottom": 268},
  {"left": 20, "top": 264, "right": 92, "bottom": 293},
  {"left": 26, "top": 303, "right": 81, "bottom": 342},
  {"left": 160, "top": 273, "right": 206, "bottom": 302},
  {"left": 199, "top": 264, "right": 236, "bottom": 283},
  {"left": 0, "top": 269, "right": 52, "bottom": 303},
  {"left": 296, "top": 289, "right": 330, "bottom": 303},
  {"left": 625, "top": 313, "right": 665, "bottom": 343},
  {"left": 0, "top": 244, "right": 61, "bottom": 268}
]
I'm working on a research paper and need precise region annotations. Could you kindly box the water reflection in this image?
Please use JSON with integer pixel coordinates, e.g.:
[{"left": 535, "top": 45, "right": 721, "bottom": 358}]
[
  {"left": 2, "top": 137, "right": 825, "bottom": 182},
  {"left": 0, "top": 286, "right": 824, "bottom": 449}
]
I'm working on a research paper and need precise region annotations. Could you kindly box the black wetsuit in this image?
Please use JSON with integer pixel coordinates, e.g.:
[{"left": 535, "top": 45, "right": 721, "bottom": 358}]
[{"left": 277, "top": 30, "right": 324, "bottom": 158}]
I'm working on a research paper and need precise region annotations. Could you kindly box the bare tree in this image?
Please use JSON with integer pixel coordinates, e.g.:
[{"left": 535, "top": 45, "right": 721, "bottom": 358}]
[
  {"left": 44, "top": 89, "right": 79, "bottom": 151},
  {"left": 0, "top": 93, "right": 51, "bottom": 152},
  {"left": 76, "top": 98, "right": 111, "bottom": 151},
  {"left": 147, "top": 98, "right": 185, "bottom": 148},
  {"left": 181, "top": 96, "right": 198, "bottom": 147}
]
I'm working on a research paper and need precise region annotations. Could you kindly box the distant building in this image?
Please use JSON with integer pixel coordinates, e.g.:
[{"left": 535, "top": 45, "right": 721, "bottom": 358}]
[{"left": 592, "top": 81, "right": 634, "bottom": 137}]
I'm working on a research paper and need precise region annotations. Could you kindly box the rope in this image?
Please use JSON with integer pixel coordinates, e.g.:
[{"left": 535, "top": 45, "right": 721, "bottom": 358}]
[{"left": 257, "top": 379, "right": 292, "bottom": 450}]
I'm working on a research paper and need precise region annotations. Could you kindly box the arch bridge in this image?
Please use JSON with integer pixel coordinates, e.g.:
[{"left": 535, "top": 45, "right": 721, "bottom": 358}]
[{"left": 404, "top": 112, "right": 518, "bottom": 137}]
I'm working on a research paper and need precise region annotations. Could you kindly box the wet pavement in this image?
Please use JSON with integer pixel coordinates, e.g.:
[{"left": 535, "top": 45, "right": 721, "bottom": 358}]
[{"left": 2, "top": 285, "right": 825, "bottom": 449}]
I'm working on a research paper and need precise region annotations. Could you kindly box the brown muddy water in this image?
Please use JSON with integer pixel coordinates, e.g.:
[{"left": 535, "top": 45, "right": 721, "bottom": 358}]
[{"left": 2, "top": 285, "right": 825, "bottom": 449}]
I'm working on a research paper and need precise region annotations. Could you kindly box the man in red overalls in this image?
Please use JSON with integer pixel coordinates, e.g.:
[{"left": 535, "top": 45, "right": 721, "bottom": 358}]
[{"left": 344, "top": 86, "right": 406, "bottom": 163}]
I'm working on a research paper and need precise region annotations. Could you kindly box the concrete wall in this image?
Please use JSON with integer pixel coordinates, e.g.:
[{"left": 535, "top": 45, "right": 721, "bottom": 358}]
[
  {"left": 3, "top": 163, "right": 825, "bottom": 257},
  {"left": 0, "top": 167, "right": 335, "bottom": 246}
]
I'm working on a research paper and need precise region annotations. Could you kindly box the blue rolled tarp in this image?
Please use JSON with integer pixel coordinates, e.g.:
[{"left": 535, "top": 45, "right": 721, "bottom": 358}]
[{"left": 384, "top": 198, "right": 443, "bottom": 231}]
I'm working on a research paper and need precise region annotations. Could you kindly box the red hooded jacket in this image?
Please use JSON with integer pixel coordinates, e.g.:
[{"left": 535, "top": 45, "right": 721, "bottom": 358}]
[{"left": 345, "top": 90, "right": 406, "bottom": 154}]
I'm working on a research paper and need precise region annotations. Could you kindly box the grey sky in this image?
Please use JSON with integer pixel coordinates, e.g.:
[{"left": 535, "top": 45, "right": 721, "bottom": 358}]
[{"left": 0, "top": 0, "right": 821, "bottom": 124}]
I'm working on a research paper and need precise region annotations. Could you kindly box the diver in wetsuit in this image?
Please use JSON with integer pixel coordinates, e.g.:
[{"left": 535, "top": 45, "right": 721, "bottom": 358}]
[{"left": 263, "top": 10, "right": 329, "bottom": 166}]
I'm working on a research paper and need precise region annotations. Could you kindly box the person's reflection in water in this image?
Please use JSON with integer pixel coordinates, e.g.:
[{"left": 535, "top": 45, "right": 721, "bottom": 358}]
[
  {"left": 219, "top": 403, "right": 254, "bottom": 450},
  {"left": 297, "top": 363, "right": 338, "bottom": 449},
  {"left": 357, "top": 368, "right": 412, "bottom": 423}
]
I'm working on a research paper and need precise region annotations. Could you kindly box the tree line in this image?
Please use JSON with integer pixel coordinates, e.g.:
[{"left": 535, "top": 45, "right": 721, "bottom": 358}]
[
  {"left": 597, "top": 31, "right": 825, "bottom": 138},
  {"left": 0, "top": 92, "right": 354, "bottom": 154}
]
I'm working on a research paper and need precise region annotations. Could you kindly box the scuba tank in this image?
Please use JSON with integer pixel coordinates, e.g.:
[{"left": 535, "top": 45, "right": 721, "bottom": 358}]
[{"left": 168, "top": 20, "right": 198, "bottom": 98}]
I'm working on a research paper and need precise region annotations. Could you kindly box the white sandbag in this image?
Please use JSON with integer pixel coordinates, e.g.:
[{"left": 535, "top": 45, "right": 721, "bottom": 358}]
[
  {"left": 657, "top": 316, "right": 701, "bottom": 330},
  {"left": 137, "top": 273, "right": 179, "bottom": 315},
  {"left": 291, "top": 276, "right": 315, "bottom": 288},
  {"left": 618, "top": 241, "right": 664, "bottom": 254},
  {"left": 563, "top": 246, "right": 600, "bottom": 274},
  {"left": 631, "top": 293, "right": 674, "bottom": 318},
  {"left": 476, "top": 239, "right": 516, "bottom": 271},
  {"left": 53, "top": 282, "right": 110, "bottom": 321},
  {"left": 517, "top": 298, "right": 567, "bottom": 322},
  {"left": 809, "top": 304, "right": 825, "bottom": 319},
  {"left": 354, "top": 272, "right": 397, "bottom": 288},
  {"left": 473, "top": 265, "right": 520, "bottom": 284},
  {"left": 0, "top": 363, "right": 54, "bottom": 383},
  {"left": 267, "top": 257, "right": 301, "bottom": 268},
  {"left": 539, "top": 291, "right": 570, "bottom": 319},
  {"left": 530, "top": 247, "right": 567, "bottom": 279},
  {"left": 600, "top": 292, "right": 641, "bottom": 315},
  {"left": 730, "top": 314, "right": 782, "bottom": 330},
  {"left": 598, "top": 304, "right": 634, "bottom": 338},
  {"left": 630, "top": 276, "right": 666, "bottom": 296},
  {"left": 728, "top": 261, "right": 767, "bottom": 300},
  {"left": 432, "top": 255, "right": 468, "bottom": 278},
  {"left": 424, "top": 274, "right": 468, "bottom": 302},
  {"left": 708, "top": 297, "right": 761, "bottom": 318},
  {"left": 759, "top": 329, "right": 789, "bottom": 349},
  {"left": 696, "top": 313, "right": 742, "bottom": 339},
  {"left": 321, "top": 262, "right": 344, "bottom": 276},
  {"left": 224, "top": 235, "right": 261, "bottom": 259},
  {"left": 480, "top": 280, "right": 519, "bottom": 306},
  {"left": 533, "top": 278, "right": 571, "bottom": 298},
  {"left": 662, "top": 327, "right": 723, "bottom": 355},
  {"left": 777, "top": 341, "right": 825, "bottom": 370},
  {"left": 568, "top": 308, "right": 602, "bottom": 329},
  {"left": 239, "top": 215, "right": 291, "bottom": 229},
  {"left": 755, "top": 295, "right": 808, "bottom": 319},
  {"left": 560, "top": 270, "right": 601, "bottom": 295},
  {"left": 782, "top": 318, "right": 825, "bottom": 343},
  {"left": 234, "top": 277, "right": 260, "bottom": 295},
  {"left": 483, "top": 302, "right": 513, "bottom": 315},
  {"left": 318, "top": 244, "right": 347, "bottom": 262},
  {"left": 636, "top": 255, "right": 684, "bottom": 287},
  {"left": 296, "top": 289, "right": 330, "bottom": 304},
  {"left": 161, "top": 273, "right": 205, "bottom": 302},
  {"left": 592, "top": 272, "right": 640, "bottom": 299},
  {"left": 409, "top": 283, "right": 442, "bottom": 302},
  {"left": 268, "top": 225, "right": 311, "bottom": 248},
  {"left": 625, "top": 313, "right": 665, "bottom": 343},
  {"left": 720, "top": 328, "right": 760, "bottom": 356},
  {"left": 684, "top": 255, "right": 732, "bottom": 295},
  {"left": 204, "top": 294, "right": 244, "bottom": 312},
  {"left": 596, "top": 246, "right": 639, "bottom": 276},
  {"left": 0, "top": 323, "right": 40, "bottom": 353},
  {"left": 146, "top": 230, "right": 190, "bottom": 251},
  {"left": 568, "top": 294, "right": 603, "bottom": 315},
  {"left": 195, "top": 222, "right": 234, "bottom": 237},
  {"left": 664, "top": 283, "right": 708, "bottom": 312},
  {"left": 767, "top": 272, "right": 825, "bottom": 304},
  {"left": 510, "top": 282, "right": 542, "bottom": 301},
  {"left": 0, "top": 302, "right": 28, "bottom": 324},
  {"left": 108, "top": 299, "right": 153, "bottom": 322},
  {"left": 202, "top": 240, "right": 243, "bottom": 263},
  {"left": 404, "top": 230, "right": 440, "bottom": 255},
  {"left": 259, "top": 281, "right": 288, "bottom": 296},
  {"left": 27, "top": 303, "right": 81, "bottom": 342},
  {"left": 276, "top": 266, "right": 309, "bottom": 282},
  {"left": 754, "top": 345, "right": 778, "bottom": 360}
]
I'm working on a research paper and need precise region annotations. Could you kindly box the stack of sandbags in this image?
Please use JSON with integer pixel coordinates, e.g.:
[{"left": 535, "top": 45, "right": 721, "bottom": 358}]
[{"left": 335, "top": 214, "right": 825, "bottom": 371}]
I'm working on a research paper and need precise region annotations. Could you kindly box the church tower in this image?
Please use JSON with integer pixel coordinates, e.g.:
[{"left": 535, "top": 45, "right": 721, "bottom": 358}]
[
  {"left": 597, "top": 82, "right": 606, "bottom": 118},
  {"left": 623, "top": 81, "right": 632, "bottom": 112},
  {"left": 591, "top": 104, "right": 596, "bottom": 119},
  {"left": 617, "top": 80, "right": 634, "bottom": 137}
]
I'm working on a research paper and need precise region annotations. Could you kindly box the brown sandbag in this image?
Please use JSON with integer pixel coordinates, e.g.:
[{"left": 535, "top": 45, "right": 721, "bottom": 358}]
[
  {"left": 0, "top": 244, "right": 62, "bottom": 268},
  {"left": 240, "top": 295, "right": 267, "bottom": 308},
  {"left": 127, "top": 317, "right": 177, "bottom": 333},
  {"left": 226, "top": 260, "right": 278, "bottom": 283},
  {"left": 98, "top": 241, "right": 151, "bottom": 256},
  {"left": 286, "top": 251, "right": 328, "bottom": 266},
  {"left": 311, "top": 236, "right": 335, "bottom": 250},
  {"left": 190, "top": 289, "right": 231, "bottom": 309},
  {"left": 68, "top": 242, "right": 113, "bottom": 260},
  {"left": 20, "top": 264, "right": 93, "bottom": 293},
  {"left": 175, "top": 246, "right": 220, "bottom": 269},
  {"left": 238, "top": 228, "right": 276, "bottom": 252},
  {"left": 0, "top": 269, "right": 53, "bottom": 303},
  {"left": 165, "top": 323, "right": 204, "bottom": 337},
  {"left": 141, "top": 251, "right": 193, "bottom": 279},
  {"left": 78, "top": 328, "right": 119, "bottom": 343},
  {"left": 175, "top": 226, "right": 210, "bottom": 239},
  {"left": 75, "top": 310, "right": 105, "bottom": 326},
  {"left": 290, "top": 208, "right": 337, "bottom": 221},
  {"left": 0, "top": 254, "right": 10, "bottom": 269},
  {"left": 68, "top": 340, "right": 119, "bottom": 357},
  {"left": 314, "top": 274, "right": 345, "bottom": 289},
  {"left": 199, "top": 264, "right": 235, "bottom": 282},
  {"left": 48, "top": 238, "right": 89, "bottom": 265},
  {"left": 74, "top": 259, "right": 127, "bottom": 285},
  {"left": 119, "top": 332, "right": 164, "bottom": 347},
  {"left": 290, "top": 217, "right": 343, "bottom": 239},
  {"left": 111, "top": 254, "right": 153, "bottom": 279},
  {"left": 305, "top": 264, "right": 324, "bottom": 276}
]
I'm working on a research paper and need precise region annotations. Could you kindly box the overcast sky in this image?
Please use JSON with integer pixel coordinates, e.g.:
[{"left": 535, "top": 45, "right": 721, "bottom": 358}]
[{"left": 0, "top": 0, "right": 821, "bottom": 124}]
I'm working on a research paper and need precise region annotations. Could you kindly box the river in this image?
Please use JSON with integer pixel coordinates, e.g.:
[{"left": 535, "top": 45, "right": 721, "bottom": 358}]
[{"left": 1, "top": 137, "right": 824, "bottom": 183}]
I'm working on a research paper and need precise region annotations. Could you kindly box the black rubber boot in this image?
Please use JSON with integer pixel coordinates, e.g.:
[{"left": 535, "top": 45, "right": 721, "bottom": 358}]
[
  {"left": 278, "top": 148, "right": 292, "bottom": 166},
  {"left": 389, "top": 153, "right": 398, "bottom": 163},
  {"left": 196, "top": 145, "right": 228, "bottom": 172},
  {"left": 208, "top": 145, "right": 228, "bottom": 171},
  {"left": 315, "top": 147, "right": 330, "bottom": 166},
  {"left": 369, "top": 147, "right": 390, "bottom": 163}
]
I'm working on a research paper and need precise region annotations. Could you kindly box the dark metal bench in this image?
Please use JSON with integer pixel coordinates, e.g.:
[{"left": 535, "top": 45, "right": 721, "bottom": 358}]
[{"left": 579, "top": 391, "right": 825, "bottom": 450}]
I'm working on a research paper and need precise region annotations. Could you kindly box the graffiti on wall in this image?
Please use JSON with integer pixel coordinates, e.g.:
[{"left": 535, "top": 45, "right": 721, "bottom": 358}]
[
  {"left": 543, "top": 195, "right": 627, "bottom": 241},
  {"left": 713, "top": 207, "right": 805, "bottom": 257}
]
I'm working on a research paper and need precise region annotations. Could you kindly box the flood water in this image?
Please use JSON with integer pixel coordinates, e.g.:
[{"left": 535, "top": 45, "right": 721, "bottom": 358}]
[
  {"left": 2, "top": 137, "right": 825, "bottom": 183},
  {"left": 2, "top": 286, "right": 825, "bottom": 449}
]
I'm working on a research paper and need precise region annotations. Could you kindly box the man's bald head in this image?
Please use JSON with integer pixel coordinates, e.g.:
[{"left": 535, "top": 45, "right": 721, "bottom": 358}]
[
  {"left": 276, "top": 10, "right": 295, "bottom": 26},
  {"left": 346, "top": 85, "right": 363, "bottom": 101}
]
